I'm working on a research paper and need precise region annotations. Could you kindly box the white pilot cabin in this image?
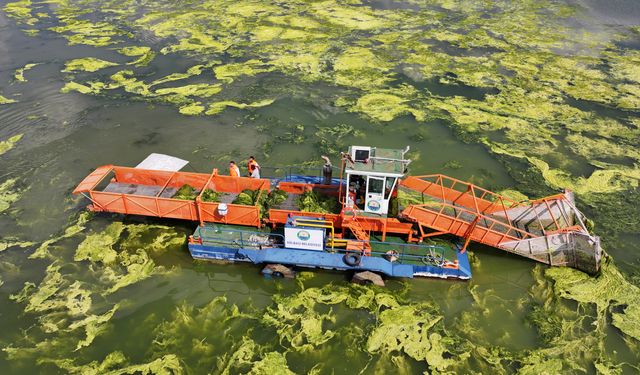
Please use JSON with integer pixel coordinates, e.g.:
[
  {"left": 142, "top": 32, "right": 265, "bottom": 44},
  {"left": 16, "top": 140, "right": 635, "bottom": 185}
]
[{"left": 342, "top": 146, "right": 411, "bottom": 216}]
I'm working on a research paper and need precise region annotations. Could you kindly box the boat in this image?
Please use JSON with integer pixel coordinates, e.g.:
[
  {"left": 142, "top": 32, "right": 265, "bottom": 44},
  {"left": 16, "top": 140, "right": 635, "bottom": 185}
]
[{"left": 72, "top": 146, "right": 602, "bottom": 283}]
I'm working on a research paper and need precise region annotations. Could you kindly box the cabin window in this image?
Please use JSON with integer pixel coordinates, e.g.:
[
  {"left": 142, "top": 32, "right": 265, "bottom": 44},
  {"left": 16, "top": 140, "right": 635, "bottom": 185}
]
[
  {"left": 385, "top": 177, "right": 396, "bottom": 199},
  {"left": 368, "top": 177, "right": 384, "bottom": 194},
  {"left": 354, "top": 149, "right": 370, "bottom": 162}
]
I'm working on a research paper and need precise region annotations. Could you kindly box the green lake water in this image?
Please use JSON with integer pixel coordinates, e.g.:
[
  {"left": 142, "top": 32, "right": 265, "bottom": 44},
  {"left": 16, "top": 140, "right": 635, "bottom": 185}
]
[{"left": 0, "top": 0, "right": 639, "bottom": 373}]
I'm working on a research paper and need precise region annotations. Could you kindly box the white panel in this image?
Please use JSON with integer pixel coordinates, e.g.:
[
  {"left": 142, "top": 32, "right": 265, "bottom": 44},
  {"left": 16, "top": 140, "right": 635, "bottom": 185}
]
[
  {"left": 285, "top": 227, "right": 325, "bottom": 251},
  {"left": 135, "top": 153, "right": 189, "bottom": 171}
]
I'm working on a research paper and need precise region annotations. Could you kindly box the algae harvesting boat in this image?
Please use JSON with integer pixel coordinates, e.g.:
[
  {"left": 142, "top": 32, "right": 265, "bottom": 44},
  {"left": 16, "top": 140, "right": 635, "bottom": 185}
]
[{"left": 73, "top": 145, "right": 602, "bottom": 282}]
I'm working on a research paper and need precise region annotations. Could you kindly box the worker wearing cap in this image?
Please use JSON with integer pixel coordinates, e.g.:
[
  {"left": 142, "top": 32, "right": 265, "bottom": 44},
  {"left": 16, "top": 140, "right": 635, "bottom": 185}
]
[
  {"left": 247, "top": 156, "right": 260, "bottom": 178},
  {"left": 229, "top": 161, "right": 240, "bottom": 177}
]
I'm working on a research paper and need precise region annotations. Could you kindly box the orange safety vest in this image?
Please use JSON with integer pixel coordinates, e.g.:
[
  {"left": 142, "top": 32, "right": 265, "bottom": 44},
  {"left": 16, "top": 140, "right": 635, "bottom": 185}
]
[
  {"left": 230, "top": 164, "right": 240, "bottom": 177},
  {"left": 247, "top": 160, "right": 260, "bottom": 174}
]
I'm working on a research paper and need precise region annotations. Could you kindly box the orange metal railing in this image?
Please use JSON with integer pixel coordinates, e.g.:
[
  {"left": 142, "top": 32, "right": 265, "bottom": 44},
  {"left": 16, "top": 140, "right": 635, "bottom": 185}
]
[
  {"left": 399, "top": 174, "right": 592, "bottom": 255},
  {"left": 74, "top": 165, "right": 270, "bottom": 227}
]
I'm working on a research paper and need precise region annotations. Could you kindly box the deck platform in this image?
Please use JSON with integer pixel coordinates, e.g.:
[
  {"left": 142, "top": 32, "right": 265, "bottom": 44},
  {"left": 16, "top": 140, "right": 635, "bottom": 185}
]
[{"left": 189, "top": 224, "right": 471, "bottom": 280}]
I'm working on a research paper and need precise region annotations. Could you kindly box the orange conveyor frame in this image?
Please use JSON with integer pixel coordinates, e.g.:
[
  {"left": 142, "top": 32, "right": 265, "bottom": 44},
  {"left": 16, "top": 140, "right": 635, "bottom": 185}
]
[{"left": 73, "top": 165, "right": 270, "bottom": 227}]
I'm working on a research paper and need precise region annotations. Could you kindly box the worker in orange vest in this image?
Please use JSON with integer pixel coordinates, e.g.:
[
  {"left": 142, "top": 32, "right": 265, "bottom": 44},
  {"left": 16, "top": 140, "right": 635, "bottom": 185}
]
[
  {"left": 247, "top": 156, "right": 260, "bottom": 178},
  {"left": 229, "top": 161, "right": 240, "bottom": 177}
]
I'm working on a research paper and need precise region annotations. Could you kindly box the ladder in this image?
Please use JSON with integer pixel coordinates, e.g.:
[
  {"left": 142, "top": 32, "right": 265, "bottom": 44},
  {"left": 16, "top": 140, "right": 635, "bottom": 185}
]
[{"left": 342, "top": 210, "right": 372, "bottom": 256}]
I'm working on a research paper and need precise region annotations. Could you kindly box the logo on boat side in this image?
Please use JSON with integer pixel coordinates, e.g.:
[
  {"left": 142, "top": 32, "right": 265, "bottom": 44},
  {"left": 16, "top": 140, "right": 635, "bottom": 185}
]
[
  {"left": 367, "top": 200, "right": 381, "bottom": 211},
  {"left": 297, "top": 230, "right": 311, "bottom": 241}
]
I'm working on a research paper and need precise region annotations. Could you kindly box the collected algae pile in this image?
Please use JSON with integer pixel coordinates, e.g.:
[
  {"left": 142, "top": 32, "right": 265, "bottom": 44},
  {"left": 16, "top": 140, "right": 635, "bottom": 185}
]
[
  {"left": 233, "top": 188, "right": 288, "bottom": 218},
  {"left": 1, "top": 0, "right": 640, "bottom": 373},
  {"left": 172, "top": 185, "right": 221, "bottom": 202},
  {"left": 297, "top": 190, "right": 339, "bottom": 214}
]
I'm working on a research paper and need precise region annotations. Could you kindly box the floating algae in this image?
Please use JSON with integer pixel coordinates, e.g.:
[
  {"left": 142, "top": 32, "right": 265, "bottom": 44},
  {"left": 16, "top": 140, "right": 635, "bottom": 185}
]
[
  {"left": 68, "top": 304, "right": 119, "bottom": 350},
  {"left": 11, "top": 262, "right": 69, "bottom": 313},
  {"left": 60, "top": 81, "right": 106, "bottom": 95},
  {"left": 102, "top": 249, "right": 163, "bottom": 295},
  {"left": 107, "top": 70, "right": 152, "bottom": 96},
  {"left": 74, "top": 222, "right": 124, "bottom": 265},
  {"left": 63, "top": 58, "right": 119, "bottom": 73},
  {"left": 260, "top": 282, "right": 472, "bottom": 371},
  {"left": 248, "top": 351, "right": 295, "bottom": 375},
  {"left": 0, "top": 95, "right": 18, "bottom": 104},
  {"left": 367, "top": 303, "right": 469, "bottom": 373},
  {"left": 545, "top": 258, "right": 640, "bottom": 341},
  {"left": 486, "top": 142, "right": 640, "bottom": 196},
  {"left": 155, "top": 84, "right": 222, "bottom": 98},
  {"left": 14, "top": 63, "right": 39, "bottom": 82},
  {"left": 3, "top": 0, "right": 38, "bottom": 26},
  {"left": 47, "top": 7, "right": 130, "bottom": 48},
  {"left": 213, "top": 59, "right": 274, "bottom": 83},
  {"left": 117, "top": 46, "right": 156, "bottom": 67},
  {"left": 566, "top": 134, "right": 640, "bottom": 163},
  {"left": 49, "top": 352, "right": 182, "bottom": 375},
  {"left": 333, "top": 47, "right": 393, "bottom": 90},
  {"left": 205, "top": 99, "right": 275, "bottom": 115},
  {"left": 497, "top": 189, "right": 529, "bottom": 203},
  {"left": 351, "top": 87, "right": 427, "bottom": 122},
  {"left": 0, "top": 178, "right": 22, "bottom": 213},
  {"left": 261, "top": 286, "right": 348, "bottom": 351},
  {"left": 152, "top": 297, "right": 258, "bottom": 373},
  {"left": 118, "top": 223, "right": 186, "bottom": 254},
  {"left": 149, "top": 64, "right": 212, "bottom": 87},
  {"left": 216, "top": 337, "right": 295, "bottom": 375},
  {"left": 4, "top": 220, "right": 184, "bottom": 364},
  {"left": 30, "top": 211, "right": 92, "bottom": 259},
  {"left": 0, "top": 238, "right": 35, "bottom": 252},
  {"left": 178, "top": 102, "right": 205, "bottom": 115},
  {"left": 5, "top": 220, "right": 184, "bottom": 366},
  {"left": 315, "top": 123, "right": 363, "bottom": 155}
]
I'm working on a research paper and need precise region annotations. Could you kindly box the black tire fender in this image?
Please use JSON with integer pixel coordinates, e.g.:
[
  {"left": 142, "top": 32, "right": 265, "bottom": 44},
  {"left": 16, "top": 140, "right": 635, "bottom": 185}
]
[{"left": 343, "top": 253, "right": 362, "bottom": 267}]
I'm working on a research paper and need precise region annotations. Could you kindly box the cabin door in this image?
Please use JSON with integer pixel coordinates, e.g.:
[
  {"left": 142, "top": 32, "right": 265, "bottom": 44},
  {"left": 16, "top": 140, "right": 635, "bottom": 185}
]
[{"left": 365, "top": 176, "right": 388, "bottom": 215}]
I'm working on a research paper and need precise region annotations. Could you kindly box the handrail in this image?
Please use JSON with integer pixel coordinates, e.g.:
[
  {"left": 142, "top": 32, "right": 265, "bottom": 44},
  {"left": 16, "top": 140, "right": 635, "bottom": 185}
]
[
  {"left": 406, "top": 174, "right": 522, "bottom": 207},
  {"left": 335, "top": 238, "right": 454, "bottom": 265},
  {"left": 193, "top": 225, "right": 453, "bottom": 264},
  {"left": 195, "top": 227, "right": 286, "bottom": 248},
  {"left": 405, "top": 200, "right": 537, "bottom": 240},
  {"left": 260, "top": 165, "right": 327, "bottom": 180}
]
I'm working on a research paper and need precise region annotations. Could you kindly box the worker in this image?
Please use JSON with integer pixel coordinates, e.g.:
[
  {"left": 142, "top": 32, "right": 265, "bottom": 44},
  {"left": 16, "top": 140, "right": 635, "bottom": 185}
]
[
  {"left": 247, "top": 156, "right": 260, "bottom": 177},
  {"left": 321, "top": 155, "right": 332, "bottom": 185},
  {"left": 229, "top": 161, "right": 240, "bottom": 177},
  {"left": 250, "top": 164, "right": 261, "bottom": 179}
]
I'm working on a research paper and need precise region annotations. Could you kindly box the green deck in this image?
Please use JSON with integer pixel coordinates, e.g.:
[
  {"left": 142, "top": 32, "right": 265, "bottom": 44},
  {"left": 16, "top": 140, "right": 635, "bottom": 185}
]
[{"left": 368, "top": 235, "right": 458, "bottom": 266}]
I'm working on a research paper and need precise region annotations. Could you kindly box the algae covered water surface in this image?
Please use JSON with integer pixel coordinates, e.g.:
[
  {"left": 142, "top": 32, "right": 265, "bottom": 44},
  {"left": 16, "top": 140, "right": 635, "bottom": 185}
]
[{"left": 1, "top": 0, "right": 640, "bottom": 373}]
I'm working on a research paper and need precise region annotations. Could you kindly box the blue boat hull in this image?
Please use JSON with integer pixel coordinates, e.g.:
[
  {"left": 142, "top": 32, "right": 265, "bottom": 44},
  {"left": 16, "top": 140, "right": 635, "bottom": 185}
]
[{"left": 188, "top": 243, "right": 471, "bottom": 280}]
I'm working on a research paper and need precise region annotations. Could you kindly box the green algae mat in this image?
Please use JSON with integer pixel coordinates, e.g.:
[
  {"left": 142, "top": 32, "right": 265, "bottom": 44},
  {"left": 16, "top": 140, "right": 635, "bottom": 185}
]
[{"left": 1, "top": 0, "right": 640, "bottom": 373}]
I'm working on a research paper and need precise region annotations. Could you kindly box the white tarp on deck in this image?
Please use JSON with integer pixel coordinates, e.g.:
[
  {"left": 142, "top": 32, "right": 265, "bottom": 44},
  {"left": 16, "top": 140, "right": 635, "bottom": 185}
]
[{"left": 135, "top": 153, "right": 189, "bottom": 171}]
